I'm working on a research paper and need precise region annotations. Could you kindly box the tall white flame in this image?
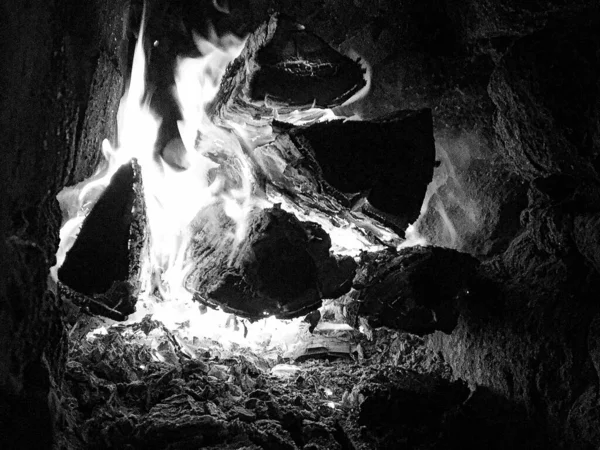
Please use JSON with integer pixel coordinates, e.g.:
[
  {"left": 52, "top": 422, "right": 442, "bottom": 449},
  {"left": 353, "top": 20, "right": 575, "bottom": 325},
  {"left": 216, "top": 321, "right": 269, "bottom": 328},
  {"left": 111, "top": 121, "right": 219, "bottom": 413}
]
[
  {"left": 52, "top": 4, "right": 159, "bottom": 280},
  {"left": 145, "top": 28, "right": 252, "bottom": 298}
]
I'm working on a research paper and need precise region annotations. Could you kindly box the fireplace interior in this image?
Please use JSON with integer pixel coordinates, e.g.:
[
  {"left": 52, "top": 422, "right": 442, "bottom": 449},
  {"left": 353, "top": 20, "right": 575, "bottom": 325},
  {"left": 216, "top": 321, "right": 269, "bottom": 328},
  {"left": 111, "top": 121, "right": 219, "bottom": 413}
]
[{"left": 2, "top": 0, "right": 600, "bottom": 449}]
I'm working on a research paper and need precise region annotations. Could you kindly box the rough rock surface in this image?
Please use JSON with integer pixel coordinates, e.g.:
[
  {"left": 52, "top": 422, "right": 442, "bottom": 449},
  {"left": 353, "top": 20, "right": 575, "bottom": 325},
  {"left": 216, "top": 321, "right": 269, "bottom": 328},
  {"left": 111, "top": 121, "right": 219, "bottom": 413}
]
[
  {"left": 573, "top": 213, "right": 600, "bottom": 274},
  {"left": 422, "top": 7, "right": 600, "bottom": 449},
  {"left": 565, "top": 385, "right": 600, "bottom": 449},
  {"left": 0, "top": 0, "right": 129, "bottom": 447},
  {"left": 344, "top": 246, "right": 480, "bottom": 335},
  {"left": 428, "top": 230, "right": 600, "bottom": 447},
  {"left": 1, "top": 238, "right": 67, "bottom": 449},
  {"left": 488, "top": 16, "right": 600, "bottom": 181}
]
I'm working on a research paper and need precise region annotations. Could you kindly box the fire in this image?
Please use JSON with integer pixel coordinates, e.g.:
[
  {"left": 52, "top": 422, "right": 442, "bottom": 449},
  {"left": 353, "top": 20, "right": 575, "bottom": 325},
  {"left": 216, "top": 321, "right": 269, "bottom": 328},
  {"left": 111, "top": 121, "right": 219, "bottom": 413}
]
[
  {"left": 52, "top": 4, "right": 388, "bottom": 357},
  {"left": 52, "top": 4, "right": 293, "bottom": 355},
  {"left": 51, "top": 4, "right": 159, "bottom": 281}
]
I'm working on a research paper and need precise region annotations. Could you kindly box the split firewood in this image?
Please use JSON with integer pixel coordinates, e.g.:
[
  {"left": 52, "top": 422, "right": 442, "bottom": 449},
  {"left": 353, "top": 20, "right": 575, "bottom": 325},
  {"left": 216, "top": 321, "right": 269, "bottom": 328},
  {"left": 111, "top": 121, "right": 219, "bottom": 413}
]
[
  {"left": 58, "top": 159, "right": 148, "bottom": 320},
  {"left": 209, "top": 13, "right": 366, "bottom": 126},
  {"left": 207, "top": 13, "right": 433, "bottom": 242},
  {"left": 342, "top": 246, "right": 479, "bottom": 335},
  {"left": 184, "top": 204, "right": 356, "bottom": 321},
  {"left": 254, "top": 109, "right": 436, "bottom": 236}
]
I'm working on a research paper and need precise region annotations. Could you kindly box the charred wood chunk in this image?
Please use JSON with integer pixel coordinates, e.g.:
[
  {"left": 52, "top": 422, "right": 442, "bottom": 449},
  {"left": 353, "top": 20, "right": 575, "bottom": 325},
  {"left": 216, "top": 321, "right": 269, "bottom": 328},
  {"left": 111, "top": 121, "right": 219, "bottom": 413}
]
[
  {"left": 291, "top": 109, "right": 435, "bottom": 232},
  {"left": 489, "top": 19, "right": 600, "bottom": 181},
  {"left": 257, "top": 109, "right": 435, "bottom": 235},
  {"left": 58, "top": 160, "right": 148, "bottom": 319},
  {"left": 574, "top": 213, "right": 600, "bottom": 275},
  {"left": 249, "top": 16, "right": 366, "bottom": 108},
  {"left": 254, "top": 137, "right": 402, "bottom": 248},
  {"left": 186, "top": 205, "right": 355, "bottom": 321},
  {"left": 210, "top": 14, "right": 366, "bottom": 124},
  {"left": 348, "top": 246, "right": 479, "bottom": 335}
]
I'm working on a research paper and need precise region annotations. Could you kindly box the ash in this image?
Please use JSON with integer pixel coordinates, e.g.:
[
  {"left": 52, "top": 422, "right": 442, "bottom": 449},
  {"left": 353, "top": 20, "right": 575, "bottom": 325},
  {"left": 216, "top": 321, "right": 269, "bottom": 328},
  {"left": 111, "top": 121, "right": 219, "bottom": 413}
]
[{"left": 58, "top": 322, "right": 529, "bottom": 450}]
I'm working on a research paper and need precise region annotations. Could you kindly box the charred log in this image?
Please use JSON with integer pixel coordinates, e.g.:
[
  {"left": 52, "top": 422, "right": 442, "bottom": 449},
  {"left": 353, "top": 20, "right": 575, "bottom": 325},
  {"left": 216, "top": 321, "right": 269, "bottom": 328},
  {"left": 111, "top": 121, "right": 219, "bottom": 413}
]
[
  {"left": 290, "top": 109, "right": 435, "bottom": 233},
  {"left": 209, "top": 14, "right": 366, "bottom": 125},
  {"left": 344, "top": 246, "right": 479, "bottom": 335},
  {"left": 255, "top": 134, "right": 401, "bottom": 248},
  {"left": 255, "top": 109, "right": 435, "bottom": 236},
  {"left": 185, "top": 205, "right": 356, "bottom": 320},
  {"left": 58, "top": 159, "right": 148, "bottom": 320}
]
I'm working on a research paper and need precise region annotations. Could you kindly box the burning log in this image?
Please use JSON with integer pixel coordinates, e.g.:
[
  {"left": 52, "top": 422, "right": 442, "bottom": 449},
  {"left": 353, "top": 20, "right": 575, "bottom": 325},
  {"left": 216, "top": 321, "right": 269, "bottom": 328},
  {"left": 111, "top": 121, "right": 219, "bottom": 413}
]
[
  {"left": 206, "top": 14, "right": 434, "bottom": 243},
  {"left": 343, "top": 246, "right": 479, "bottom": 335},
  {"left": 58, "top": 160, "right": 148, "bottom": 320},
  {"left": 209, "top": 14, "right": 366, "bottom": 125},
  {"left": 185, "top": 205, "right": 356, "bottom": 321},
  {"left": 254, "top": 109, "right": 436, "bottom": 236}
]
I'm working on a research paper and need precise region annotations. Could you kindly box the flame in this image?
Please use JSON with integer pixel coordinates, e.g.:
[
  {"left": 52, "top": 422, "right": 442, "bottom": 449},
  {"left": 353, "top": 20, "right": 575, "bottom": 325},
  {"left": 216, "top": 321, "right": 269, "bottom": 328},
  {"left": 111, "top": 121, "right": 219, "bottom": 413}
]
[
  {"left": 146, "top": 28, "right": 253, "bottom": 296},
  {"left": 53, "top": 7, "right": 387, "bottom": 357},
  {"left": 337, "top": 51, "right": 373, "bottom": 111},
  {"left": 126, "top": 293, "right": 308, "bottom": 358},
  {"left": 52, "top": 5, "right": 289, "bottom": 355},
  {"left": 51, "top": 4, "right": 159, "bottom": 280}
]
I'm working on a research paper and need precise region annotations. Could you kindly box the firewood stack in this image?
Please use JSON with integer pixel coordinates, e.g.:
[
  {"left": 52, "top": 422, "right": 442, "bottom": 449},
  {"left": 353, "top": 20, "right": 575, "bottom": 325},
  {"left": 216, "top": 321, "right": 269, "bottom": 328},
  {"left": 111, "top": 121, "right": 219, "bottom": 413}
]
[
  {"left": 209, "top": 14, "right": 367, "bottom": 126},
  {"left": 57, "top": 13, "right": 444, "bottom": 329}
]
